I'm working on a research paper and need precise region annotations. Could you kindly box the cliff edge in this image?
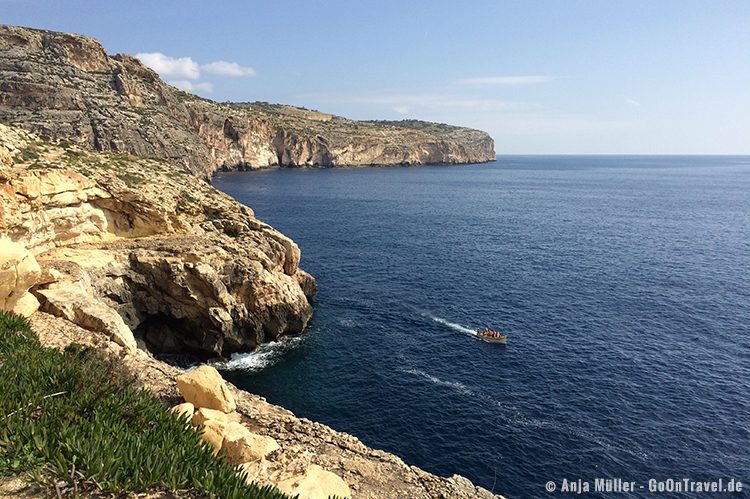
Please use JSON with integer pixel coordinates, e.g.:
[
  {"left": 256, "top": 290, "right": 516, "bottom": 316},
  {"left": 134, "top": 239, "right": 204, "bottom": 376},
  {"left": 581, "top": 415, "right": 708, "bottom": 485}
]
[
  {"left": 0, "top": 123, "right": 315, "bottom": 358},
  {"left": 0, "top": 25, "right": 496, "bottom": 179}
]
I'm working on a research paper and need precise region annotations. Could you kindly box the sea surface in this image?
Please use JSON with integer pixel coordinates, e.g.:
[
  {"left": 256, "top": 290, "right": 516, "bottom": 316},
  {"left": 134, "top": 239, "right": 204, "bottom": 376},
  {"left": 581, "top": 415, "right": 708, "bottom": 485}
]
[{"left": 213, "top": 156, "right": 750, "bottom": 498}]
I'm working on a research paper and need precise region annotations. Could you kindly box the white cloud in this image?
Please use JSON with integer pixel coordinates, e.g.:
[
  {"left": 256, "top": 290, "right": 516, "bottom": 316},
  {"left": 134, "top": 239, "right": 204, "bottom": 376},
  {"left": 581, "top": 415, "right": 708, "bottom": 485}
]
[
  {"left": 136, "top": 52, "right": 255, "bottom": 96},
  {"left": 135, "top": 52, "right": 200, "bottom": 80},
  {"left": 201, "top": 60, "right": 256, "bottom": 77},
  {"left": 457, "top": 75, "right": 552, "bottom": 86},
  {"left": 169, "top": 80, "right": 214, "bottom": 94},
  {"left": 626, "top": 98, "right": 642, "bottom": 107},
  {"left": 393, "top": 105, "right": 410, "bottom": 115}
]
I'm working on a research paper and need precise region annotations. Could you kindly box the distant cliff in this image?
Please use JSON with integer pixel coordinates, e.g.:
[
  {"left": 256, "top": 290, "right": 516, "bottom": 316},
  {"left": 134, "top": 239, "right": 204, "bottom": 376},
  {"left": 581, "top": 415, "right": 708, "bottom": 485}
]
[{"left": 0, "top": 25, "right": 496, "bottom": 179}]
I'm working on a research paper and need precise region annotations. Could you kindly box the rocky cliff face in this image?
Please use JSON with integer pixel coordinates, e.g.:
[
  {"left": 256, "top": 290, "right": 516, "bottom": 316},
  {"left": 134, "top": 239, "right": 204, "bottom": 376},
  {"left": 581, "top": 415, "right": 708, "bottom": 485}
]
[
  {"left": 0, "top": 123, "right": 315, "bottom": 358},
  {"left": 0, "top": 25, "right": 496, "bottom": 179}
]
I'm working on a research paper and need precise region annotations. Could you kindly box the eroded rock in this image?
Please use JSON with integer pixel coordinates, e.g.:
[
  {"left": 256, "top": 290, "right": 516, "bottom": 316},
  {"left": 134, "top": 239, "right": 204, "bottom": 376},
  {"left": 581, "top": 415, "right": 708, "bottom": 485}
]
[
  {"left": 176, "top": 365, "right": 236, "bottom": 413},
  {"left": 0, "top": 123, "right": 315, "bottom": 358},
  {"left": 36, "top": 283, "right": 137, "bottom": 352},
  {"left": 0, "top": 239, "right": 40, "bottom": 313}
]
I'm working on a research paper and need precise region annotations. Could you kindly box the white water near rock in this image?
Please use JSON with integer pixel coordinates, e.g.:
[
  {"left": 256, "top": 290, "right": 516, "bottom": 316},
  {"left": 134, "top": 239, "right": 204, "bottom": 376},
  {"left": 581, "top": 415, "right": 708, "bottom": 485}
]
[{"left": 217, "top": 337, "right": 303, "bottom": 372}]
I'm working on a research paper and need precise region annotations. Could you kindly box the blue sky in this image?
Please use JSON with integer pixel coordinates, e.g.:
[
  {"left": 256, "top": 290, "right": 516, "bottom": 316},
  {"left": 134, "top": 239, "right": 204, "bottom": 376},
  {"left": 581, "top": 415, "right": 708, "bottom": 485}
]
[{"left": 2, "top": 0, "right": 749, "bottom": 153}]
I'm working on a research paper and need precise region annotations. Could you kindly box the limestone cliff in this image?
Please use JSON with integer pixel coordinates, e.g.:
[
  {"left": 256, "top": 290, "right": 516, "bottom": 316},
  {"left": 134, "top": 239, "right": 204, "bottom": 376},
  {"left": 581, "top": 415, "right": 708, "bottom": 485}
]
[
  {"left": 0, "top": 123, "right": 315, "bottom": 358},
  {"left": 0, "top": 25, "right": 496, "bottom": 179}
]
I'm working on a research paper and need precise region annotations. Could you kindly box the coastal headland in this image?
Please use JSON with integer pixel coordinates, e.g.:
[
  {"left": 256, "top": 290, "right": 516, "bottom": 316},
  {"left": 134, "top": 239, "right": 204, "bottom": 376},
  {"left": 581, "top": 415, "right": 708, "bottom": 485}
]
[{"left": 0, "top": 25, "right": 495, "bottom": 180}]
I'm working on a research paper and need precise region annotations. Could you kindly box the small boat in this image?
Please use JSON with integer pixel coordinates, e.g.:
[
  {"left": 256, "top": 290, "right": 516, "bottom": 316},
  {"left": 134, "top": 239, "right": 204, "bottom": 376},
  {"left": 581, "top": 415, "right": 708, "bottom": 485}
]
[{"left": 476, "top": 328, "right": 508, "bottom": 344}]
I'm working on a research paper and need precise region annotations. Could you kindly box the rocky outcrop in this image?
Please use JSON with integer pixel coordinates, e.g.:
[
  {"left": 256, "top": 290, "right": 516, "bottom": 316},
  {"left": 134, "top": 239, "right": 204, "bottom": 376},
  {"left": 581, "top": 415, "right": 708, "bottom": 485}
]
[
  {"left": 0, "top": 25, "right": 495, "bottom": 179},
  {"left": 37, "top": 281, "right": 137, "bottom": 351},
  {"left": 0, "top": 123, "right": 315, "bottom": 358}
]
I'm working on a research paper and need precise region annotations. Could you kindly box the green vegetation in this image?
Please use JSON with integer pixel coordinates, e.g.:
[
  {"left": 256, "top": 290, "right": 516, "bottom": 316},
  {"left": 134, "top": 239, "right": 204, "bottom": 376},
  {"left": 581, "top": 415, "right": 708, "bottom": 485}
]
[
  {"left": 116, "top": 171, "right": 145, "bottom": 187},
  {"left": 0, "top": 312, "right": 290, "bottom": 498},
  {"left": 15, "top": 144, "right": 42, "bottom": 162}
]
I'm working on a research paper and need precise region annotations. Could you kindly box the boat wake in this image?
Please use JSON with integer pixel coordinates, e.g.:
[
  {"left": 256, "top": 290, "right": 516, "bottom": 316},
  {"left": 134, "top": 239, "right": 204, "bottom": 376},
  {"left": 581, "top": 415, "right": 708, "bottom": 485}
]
[
  {"left": 215, "top": 336, "right": 303, "bottom": 372},
  {"left": 429, "top": 315, "right": 477, "bottom": 337},
  {"left": 401, "top": 367, "right": 643, "bottom": 458},
  {"left": 402, "top": 368, "right": 472, "bottom": 395},
  {"left": 401, "top": 367, "right": 549, "bottom": 429}
]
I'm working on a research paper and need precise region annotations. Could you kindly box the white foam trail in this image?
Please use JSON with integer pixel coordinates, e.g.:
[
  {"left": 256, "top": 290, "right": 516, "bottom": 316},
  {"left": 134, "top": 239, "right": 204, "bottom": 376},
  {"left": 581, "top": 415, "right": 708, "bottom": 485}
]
[
  {"left": 402, "top": 368, "right": 472, "bottom": 395},
  {"left": 402, "top": 366, "right": 641, "bottom": 459},
  {"left": 402, "top": 368, "right": 557, "bottom": 432},
  {"left": 216, "top": 336, "right": 302, "bottom": 372},
  {"left": 430, "top": 315, "right": 477, "bottom": 336}
]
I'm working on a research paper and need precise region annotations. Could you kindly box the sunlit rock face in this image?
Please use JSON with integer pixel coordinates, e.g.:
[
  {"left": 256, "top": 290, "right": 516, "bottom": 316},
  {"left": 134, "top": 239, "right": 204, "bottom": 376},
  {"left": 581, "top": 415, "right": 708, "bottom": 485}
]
[{"left": 0, "top": 123, "right": 315, "bottom": 358}]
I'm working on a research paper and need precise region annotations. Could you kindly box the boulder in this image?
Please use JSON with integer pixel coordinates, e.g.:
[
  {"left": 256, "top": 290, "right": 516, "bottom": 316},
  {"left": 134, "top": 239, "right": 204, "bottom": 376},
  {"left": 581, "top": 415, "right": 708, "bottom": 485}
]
[
  {"left": 221, "top": 422, "right": 280, "bottom": 464},
  {"left": 198, "top": 419, "right": 226, "bottom": 455},
  {"left": 176, "top": 365, "right": 236, "bottom": 413},
  {"left": 191, "top": 407, "right": 228, "bottom": 426},
  {"left": 0, "top": 240, "right": 41, "bottom": 312},
  {"left": 275, "top": 464, "right": 351, "bottom": 499},
  {"left": 170, "top": 402, "right": 194, "bottom": 420},
  {"left": 37, "top": 284, "right": 137, "bottom": 352}
]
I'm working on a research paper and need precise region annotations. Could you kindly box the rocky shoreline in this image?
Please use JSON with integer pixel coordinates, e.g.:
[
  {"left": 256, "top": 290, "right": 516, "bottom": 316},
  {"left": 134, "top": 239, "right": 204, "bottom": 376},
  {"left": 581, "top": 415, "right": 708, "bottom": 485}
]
[{"left": 29, "top": 311, "right": 502, "bottom": 498}]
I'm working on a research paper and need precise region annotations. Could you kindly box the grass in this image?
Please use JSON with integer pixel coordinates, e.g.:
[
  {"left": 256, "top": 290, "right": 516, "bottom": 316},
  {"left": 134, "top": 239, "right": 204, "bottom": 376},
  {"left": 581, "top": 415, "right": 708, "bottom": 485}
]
[{"left": 0, "top": 312, "right": 291, "bottom": 498}]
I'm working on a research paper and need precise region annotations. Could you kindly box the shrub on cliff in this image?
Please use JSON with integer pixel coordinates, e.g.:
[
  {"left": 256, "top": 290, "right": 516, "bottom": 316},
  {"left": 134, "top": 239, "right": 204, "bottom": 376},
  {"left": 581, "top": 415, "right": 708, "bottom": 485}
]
[{"left": 0, "top": 311, "right": 290, "bottom": 498}]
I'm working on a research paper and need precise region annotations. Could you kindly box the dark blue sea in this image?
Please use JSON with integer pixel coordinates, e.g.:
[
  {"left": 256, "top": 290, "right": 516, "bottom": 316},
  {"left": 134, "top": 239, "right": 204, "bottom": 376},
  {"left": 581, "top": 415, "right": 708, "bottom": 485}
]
[{"left": 213, "top": 156, "right": 750, "bottom": 498}]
